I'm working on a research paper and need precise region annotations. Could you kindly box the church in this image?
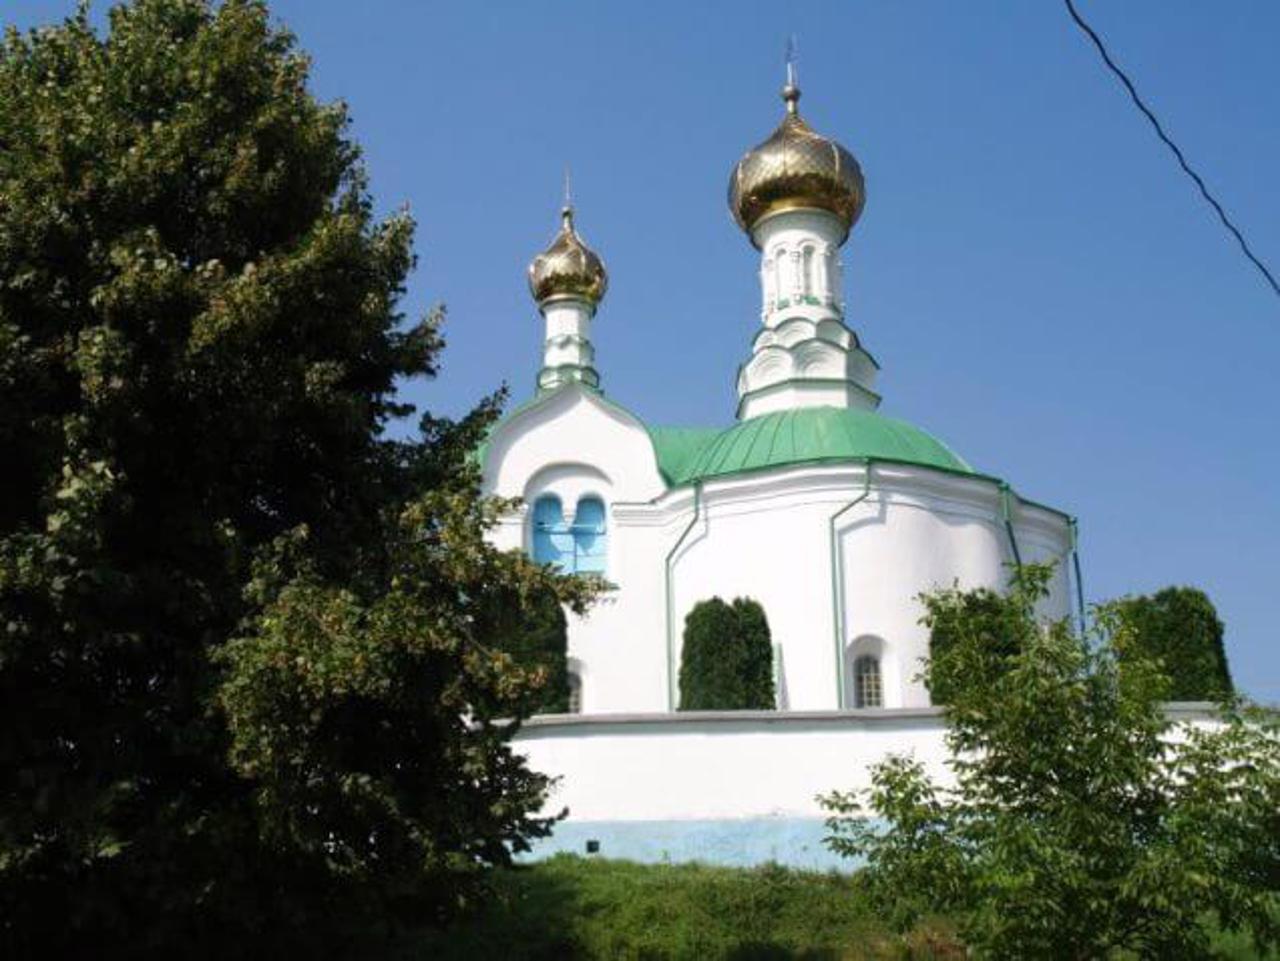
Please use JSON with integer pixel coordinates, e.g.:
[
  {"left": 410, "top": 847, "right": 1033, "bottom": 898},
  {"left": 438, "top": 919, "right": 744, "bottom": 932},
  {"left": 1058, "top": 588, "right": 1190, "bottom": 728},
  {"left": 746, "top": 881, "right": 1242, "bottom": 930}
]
[{"left": 480, "top": 72, "right": 1078, "bottom": 721}]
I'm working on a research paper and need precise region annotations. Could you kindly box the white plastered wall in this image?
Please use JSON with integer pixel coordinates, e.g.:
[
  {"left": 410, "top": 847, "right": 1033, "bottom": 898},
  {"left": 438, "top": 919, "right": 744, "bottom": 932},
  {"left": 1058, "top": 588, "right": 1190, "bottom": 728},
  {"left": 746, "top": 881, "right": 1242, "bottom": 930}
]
[
  {"left": 483, "top": 398, "right": 1074, "bottom": 716},
  {"left": 515, "top": 706, "right": 1218, "bottom": 823},
  {"left": 663, "top": 465, "right": 1072, "bottom": 712},
  {"left": 483, "top": 385, "right": 673, "bottom": 713}
]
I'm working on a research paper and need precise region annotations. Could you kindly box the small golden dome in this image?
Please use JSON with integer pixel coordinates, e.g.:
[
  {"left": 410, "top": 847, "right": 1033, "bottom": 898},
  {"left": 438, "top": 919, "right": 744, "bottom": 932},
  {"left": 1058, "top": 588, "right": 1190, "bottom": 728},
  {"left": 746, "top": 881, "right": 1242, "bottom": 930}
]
[
  {"left": 528, "top": 206, "right": 608, "bottom": 307},
  {"left": 728, "top": 83, "right": 865, "bottom": 247}
]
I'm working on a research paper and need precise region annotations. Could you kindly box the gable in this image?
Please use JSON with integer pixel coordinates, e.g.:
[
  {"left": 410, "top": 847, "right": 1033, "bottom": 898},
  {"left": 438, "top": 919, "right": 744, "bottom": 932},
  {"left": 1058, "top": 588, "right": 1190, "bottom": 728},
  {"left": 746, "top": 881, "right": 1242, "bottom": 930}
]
[{"left": 479, "top": 385, "right": 668, "bottom": 503}]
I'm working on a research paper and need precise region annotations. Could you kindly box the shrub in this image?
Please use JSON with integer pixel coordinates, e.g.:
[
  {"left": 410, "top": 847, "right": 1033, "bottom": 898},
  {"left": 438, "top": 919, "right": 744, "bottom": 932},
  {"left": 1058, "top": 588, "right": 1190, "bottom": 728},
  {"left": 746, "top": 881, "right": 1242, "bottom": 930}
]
[
  {"left": 678, "top": 597, "right": 774, "bottom": 710},
  {"left": 823, "top": 565, "right": 1280, "bottom": 959},
  {"left": 929, "top": 581, "right": 1233, "bottom": 705},
  {"left": 1113, "top": 585, "right": 1232, "bottom": 700}
]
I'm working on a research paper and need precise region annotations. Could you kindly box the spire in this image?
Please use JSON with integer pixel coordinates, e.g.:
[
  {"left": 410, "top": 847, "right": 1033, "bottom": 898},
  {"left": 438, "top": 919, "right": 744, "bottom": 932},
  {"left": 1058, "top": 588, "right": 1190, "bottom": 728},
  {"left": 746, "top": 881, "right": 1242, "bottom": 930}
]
[
  {"left": 562, "top": 166, "right": 574, "bottom": 227},
  {"left": 783, "top": 34, "right": 800, "bottom": 115}
]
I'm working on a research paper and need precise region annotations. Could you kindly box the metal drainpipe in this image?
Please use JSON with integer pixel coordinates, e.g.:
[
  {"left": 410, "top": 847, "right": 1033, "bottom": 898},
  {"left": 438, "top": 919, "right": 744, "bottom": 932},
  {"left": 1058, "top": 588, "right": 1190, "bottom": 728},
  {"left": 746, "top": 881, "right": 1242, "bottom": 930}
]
[
  {"left": 829, "top": 460, "right": 873, "bottom": 710},
  {"left": 1070, "top": 517, "right": 1087, "bottom": 636},
  {"left": 664, "top": 481, "right": 703, "bottom": 712},
  {"left": 772, "top": 642, "right": 784, "bottom": 709},
  {"left": 999, "top": 483, "right": 1024, "bottom": 569}
]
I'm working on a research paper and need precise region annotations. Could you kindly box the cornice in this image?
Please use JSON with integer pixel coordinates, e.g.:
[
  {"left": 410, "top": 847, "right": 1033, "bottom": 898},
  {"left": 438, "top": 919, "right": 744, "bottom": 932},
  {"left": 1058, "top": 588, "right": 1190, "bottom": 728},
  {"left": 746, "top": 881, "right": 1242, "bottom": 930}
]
[
  {"left": 610, "top": 462, "right": 1071, "bottom": 544},
  {"left": 514, "top": 702, "right": 1218, "bottom": 736}
]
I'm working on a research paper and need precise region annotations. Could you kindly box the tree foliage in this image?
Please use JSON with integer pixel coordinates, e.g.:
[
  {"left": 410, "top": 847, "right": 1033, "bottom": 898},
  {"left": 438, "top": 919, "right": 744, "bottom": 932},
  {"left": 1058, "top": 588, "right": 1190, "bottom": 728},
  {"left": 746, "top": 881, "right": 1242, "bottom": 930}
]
[
  {"left": 0, "top": 2, "right": 591, "bottom": 955},
  {"left": 926, "top": 586, "right": 1025, "bottom": 706},
  {"left": 1114, "top": 585, "right": 1232, "bottom": 701},
  {"left": 929, "top": 581, "right": 1232, "bottom": 706},
  {"left": 479, "top": 583, "right": 571, "bottom": 715},
  {"left": 822, "top": 566, "right": 1280, "bottom": 959},
  {"left": 678, "top": 596, "right": 774, "bottom": 711}
]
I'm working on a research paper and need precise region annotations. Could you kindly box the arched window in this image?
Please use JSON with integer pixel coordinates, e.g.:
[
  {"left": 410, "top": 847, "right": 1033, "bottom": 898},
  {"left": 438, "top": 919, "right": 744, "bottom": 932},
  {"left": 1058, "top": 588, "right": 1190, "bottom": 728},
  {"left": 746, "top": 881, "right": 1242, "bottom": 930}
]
[
  {"left": 532, "top": 495, "right": 571, "bottom": 570},
  {"left": 802, "top": 245, "right": 816, "bottom": 297},
  {"left": 571, "top": 496, "right": 607, "bottom": 574},
  {"left": 531, "top": 494, "right": 607, "bottom": 575},
  {"left": 567, "top": 671, "right": 583, "bottom": 714},
  {"left": 853, "top": 655, "right": 882, "bottom": 708}
]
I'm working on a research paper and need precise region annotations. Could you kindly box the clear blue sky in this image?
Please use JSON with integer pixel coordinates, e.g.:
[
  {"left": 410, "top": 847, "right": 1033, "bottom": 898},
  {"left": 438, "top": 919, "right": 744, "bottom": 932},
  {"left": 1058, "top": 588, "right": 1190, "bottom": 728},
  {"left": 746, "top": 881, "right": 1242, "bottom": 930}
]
[{"left": 10, "top": 2, "right": 1279, "bottom": 702}]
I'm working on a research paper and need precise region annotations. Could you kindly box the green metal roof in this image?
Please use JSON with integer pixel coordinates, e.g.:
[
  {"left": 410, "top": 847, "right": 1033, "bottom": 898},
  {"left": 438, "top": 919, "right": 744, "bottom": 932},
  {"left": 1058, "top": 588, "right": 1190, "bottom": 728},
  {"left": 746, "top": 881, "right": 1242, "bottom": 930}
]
[
  {"left": 651, "top": 407, "right": 973, "bottom": 485},
  {"left": 473, "top": 387, "right": 1074, "bottom": 522},
  {"left": 645, "top": 426, "right": 724, "bottom": 486},
  {"left": 475, "top": 385, "right": 974, "bottom": 490}
]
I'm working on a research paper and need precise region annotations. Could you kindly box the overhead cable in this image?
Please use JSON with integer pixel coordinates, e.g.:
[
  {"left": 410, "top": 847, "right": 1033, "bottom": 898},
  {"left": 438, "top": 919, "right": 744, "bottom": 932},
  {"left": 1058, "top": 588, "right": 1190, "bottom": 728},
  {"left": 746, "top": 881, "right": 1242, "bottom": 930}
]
[{"left": 1064, "top": 0, "right": 1279, "bottom": 299}]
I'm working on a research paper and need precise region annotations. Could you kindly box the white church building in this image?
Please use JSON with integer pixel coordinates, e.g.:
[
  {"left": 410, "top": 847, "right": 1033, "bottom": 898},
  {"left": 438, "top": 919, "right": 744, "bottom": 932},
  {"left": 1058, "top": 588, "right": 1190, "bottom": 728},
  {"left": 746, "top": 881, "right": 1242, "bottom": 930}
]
[{"left": 480, "top": 75, "right": 1100, "bottom": 865}]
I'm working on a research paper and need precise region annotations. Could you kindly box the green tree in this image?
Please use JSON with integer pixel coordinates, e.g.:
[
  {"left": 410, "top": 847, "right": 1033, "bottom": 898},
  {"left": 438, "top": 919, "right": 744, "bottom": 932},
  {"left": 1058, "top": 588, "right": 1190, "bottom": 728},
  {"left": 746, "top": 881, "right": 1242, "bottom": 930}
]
[
  {"left": 1114, "top": 585, "right": 1232, "bottom": 701},
  {"left": 926, "top": 586, "right": 1025, "bottom": 705},
  {"left": 928, "top": 582, "right": 1232, "bottom": 706},
  {"left": 678, "top": 596, "right": 774, "bottom": 711},
  {"left": 821, "top": 566, "right": 1280, "bottom": 959},
  {"left": 0, "top": 1, "right": 591, "bottom": 955},
  {"left": 480, "top": 583, "right": 571, "bottom": 715}
]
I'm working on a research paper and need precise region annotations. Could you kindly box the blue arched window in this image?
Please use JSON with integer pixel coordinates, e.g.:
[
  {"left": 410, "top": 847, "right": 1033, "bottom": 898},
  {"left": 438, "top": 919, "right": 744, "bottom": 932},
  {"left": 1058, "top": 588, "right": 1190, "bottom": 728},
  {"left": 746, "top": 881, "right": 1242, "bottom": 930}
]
[
  {"left": 571, "top": 496, "right": 607, "bottom": 574},
  {"left": 532, "top": 495, "right": 572, "bottom": 569},
  {"left": 530, "top": 494, "right": 607, "bottom": 575}
]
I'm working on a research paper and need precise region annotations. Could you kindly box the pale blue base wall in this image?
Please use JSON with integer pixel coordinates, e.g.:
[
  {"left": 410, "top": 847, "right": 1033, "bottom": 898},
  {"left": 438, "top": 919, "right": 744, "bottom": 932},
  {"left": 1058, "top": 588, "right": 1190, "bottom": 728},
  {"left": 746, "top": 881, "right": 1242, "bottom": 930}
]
[{"left": 517, "top": 818, "right": 859, "bottom": 872}]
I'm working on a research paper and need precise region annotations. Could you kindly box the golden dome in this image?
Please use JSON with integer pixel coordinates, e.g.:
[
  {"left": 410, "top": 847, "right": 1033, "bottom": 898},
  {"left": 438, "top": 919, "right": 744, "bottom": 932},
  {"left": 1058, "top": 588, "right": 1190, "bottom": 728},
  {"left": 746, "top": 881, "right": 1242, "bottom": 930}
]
[
  {"left": 528, "top": 206, "right": 608, "bottom": 307},
  {"left": 728, "top": 82, "right": 865, "bottom": 247}
]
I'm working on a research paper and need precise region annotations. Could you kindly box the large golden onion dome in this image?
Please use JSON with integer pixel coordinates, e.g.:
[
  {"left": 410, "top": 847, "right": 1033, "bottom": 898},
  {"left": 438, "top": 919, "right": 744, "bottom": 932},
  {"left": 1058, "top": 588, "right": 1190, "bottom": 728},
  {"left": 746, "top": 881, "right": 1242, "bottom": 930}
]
[
  {"left": 728, "top": 81, "right": 865, "bottom": 247},
  {"left": 528, "top": 205, "right": 608, "bottom": 307}
]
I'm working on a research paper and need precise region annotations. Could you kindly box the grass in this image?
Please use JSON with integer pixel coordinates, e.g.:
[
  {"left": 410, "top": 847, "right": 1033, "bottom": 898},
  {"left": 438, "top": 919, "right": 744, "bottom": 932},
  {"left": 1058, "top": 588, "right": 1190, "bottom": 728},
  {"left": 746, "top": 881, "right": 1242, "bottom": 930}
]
[
  {"left": 397, "top": 855, "right": 961, "bottom": 961},
  {"left": 389, "top": 856, "right": 1277, "bottom": 961}
]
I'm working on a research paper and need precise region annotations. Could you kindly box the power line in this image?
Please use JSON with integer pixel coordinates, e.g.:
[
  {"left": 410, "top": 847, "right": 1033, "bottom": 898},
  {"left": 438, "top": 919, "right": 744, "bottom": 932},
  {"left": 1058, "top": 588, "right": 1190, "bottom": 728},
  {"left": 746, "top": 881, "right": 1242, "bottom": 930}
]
[{"left": 1063, "top": 0, "right": 1279, "bottom": 299}]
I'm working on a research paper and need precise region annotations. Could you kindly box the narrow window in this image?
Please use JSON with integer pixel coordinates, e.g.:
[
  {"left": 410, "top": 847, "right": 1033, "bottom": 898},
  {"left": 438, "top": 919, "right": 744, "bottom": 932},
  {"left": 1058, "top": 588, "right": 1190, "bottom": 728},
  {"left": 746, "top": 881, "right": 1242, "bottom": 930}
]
[
  {"left": 571, "top": 496, "right": 607, "bottom": 574},
  {"left": 802, "top": 245, "right": 815, "bottom": 297},
  {"left": 532, "top": 495, "right": 572, "bottom": 570},
  {"left": 853, "top": 655, "right": 882, "bottom": 708}
]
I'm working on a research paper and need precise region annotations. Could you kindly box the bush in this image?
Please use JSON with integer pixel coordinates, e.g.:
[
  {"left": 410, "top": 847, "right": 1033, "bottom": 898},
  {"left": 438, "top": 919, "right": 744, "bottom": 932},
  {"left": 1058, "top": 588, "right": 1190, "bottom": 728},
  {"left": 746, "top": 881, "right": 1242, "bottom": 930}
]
[
  {"left": 678, "top": 597, "right": 774, "bottom": 710},
  {"left": 929, "top": 582, "right": 1233, "bottom": 705},
  {"left": 401, "top": 855, "right": 961, "bottom": 960},
  {"left": 1113, "top": 585, "right": 1232, "bottom": 700},
  {"left": 823, "top": 565, "right": 1280, "bottom": 959}
]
